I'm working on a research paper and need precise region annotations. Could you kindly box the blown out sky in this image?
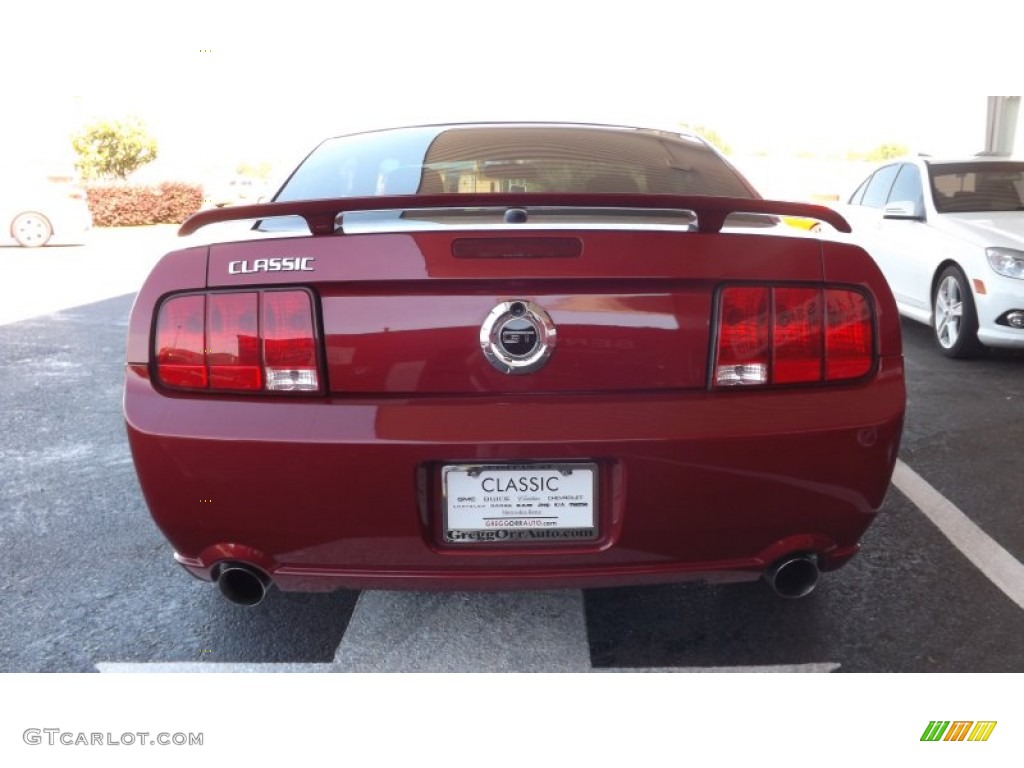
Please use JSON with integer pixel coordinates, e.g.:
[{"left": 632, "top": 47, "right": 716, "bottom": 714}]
[{"left": 3, "top": 0, "right": 1018, "bottom": 183}]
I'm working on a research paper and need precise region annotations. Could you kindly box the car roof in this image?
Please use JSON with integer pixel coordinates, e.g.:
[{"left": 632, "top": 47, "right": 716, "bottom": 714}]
[
  {"left": 920, "top": 155, "right": 1023, "bottom": 166},
  {"left": 325, "top": 121, "right": 709, "bottom": 145}
]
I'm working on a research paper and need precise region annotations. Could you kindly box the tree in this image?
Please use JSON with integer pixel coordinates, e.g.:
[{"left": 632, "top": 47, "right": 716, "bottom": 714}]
[
  {"left": 236, "top": 160, "right": 273, "bottom": 180},
  {"left": 864, "top": 143, "right": 910, "bottom": 161},
  {"left": 71, "top": 117, "right": 158, "bottom": 181},
  {"left": 847, "top": 143, "right": 910, "bottom": 162}
]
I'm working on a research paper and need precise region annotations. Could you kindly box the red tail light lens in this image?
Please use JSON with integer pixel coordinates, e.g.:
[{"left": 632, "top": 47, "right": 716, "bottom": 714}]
[
  {"left": 155, "top": 294, "right": 208, "bottom": 389},
  {"left": 208, "top": 292, "right": 262, "bottom": 390},
  {"left": 714, "top": 284, "right": 874, "bottom": 388},
  {"left": 155, "top": 290, "right": 321, "bottom": 394},
  {"left": 773, "top": 287, "right": 823, "bottom": 384},
  {"left": 824, "top": 289, "right": 874, "bottom": 381}
]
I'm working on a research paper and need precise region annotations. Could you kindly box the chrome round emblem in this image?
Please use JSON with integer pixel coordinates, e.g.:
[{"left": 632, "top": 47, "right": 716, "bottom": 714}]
[{"left": 480, "top": 300, "right": 556, "bottom": 374}]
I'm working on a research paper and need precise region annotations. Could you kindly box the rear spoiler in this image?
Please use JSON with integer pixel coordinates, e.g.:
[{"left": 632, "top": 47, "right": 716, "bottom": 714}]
[{"left": 179, "top": 193, "right": 851, "bottom": 237}]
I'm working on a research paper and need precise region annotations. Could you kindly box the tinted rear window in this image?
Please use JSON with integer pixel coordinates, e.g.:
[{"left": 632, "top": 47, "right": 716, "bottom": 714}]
[{"left": 275, "top": 124, "right": 758, "bottom": 202}]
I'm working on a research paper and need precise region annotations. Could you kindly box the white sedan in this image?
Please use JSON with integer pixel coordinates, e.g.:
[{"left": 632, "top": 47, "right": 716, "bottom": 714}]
[
  {"left": 838, "top": 156, "right": 1024, "bottom": 357},
  {"left": 2, "top": 173, "right": 92, "bottom": 248}
]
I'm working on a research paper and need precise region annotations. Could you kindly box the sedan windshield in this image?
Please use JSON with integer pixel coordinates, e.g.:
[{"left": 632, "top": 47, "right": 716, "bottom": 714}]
[{"left": 930, "top": 161, "right": 1024, "bottom": 213}]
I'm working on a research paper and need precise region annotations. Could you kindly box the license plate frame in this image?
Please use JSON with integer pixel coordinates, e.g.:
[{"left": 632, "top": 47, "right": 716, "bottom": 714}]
[{"left": 442, "top": 462, "right": 598, "bottom": 544}]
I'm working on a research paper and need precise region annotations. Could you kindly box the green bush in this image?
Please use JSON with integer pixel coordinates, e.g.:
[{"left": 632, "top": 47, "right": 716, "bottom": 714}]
[{"left": 86, "top": 182, "right": 203, "bottom": 226}]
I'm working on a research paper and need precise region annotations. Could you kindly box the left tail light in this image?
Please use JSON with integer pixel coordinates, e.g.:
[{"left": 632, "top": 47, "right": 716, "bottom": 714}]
[{"left": 155, "top": 289, "right": 322, "bottom": 394}]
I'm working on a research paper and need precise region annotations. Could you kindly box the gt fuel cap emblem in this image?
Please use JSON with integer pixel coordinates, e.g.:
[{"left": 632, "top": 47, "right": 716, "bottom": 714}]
[
  {"left": 480, "top": 300, "right": 556, "bottom": 374},
  {"left": 500, "top": 318, "right": 539, "bottom": 356}
]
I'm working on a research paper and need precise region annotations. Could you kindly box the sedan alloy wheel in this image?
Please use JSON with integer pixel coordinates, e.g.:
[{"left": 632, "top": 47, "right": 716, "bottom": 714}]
[{"left": 933, "top": 265, "right": 982, "bottom": 358}]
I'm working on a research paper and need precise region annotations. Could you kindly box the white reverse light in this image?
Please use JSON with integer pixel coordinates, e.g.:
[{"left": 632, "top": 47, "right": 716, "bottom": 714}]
[
  {"left": 265, "top": 368, "right": 319, "bottom": 392},
  {"left": 715, "top": 363, "right": 769, "bottom": 386}
]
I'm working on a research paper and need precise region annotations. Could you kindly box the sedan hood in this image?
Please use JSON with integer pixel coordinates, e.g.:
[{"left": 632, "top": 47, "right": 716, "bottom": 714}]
[{"left": 937, "top": 212, "right": 1024, "bottom": 249}]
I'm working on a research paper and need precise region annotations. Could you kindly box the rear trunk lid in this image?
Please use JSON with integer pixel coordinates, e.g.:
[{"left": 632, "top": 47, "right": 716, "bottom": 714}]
[{"left": 201, "top": 203, "right": 831, "bottom": 395}]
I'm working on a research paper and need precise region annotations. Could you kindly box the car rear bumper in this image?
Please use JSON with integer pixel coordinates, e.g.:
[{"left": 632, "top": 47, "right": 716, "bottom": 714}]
[{"left": 125, "top": 358, "right": 905, "bottom": 592}]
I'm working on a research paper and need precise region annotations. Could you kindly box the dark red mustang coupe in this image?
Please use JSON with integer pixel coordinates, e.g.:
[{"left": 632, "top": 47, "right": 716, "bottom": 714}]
[{"left": 124, "top": 123, "right": 905, "bottom": 606}]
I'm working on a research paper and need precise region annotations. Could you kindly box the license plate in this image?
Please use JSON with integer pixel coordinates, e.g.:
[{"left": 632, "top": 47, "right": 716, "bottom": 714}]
[{"left": 442, "top": 463, "right": 598, "bottom": 544}]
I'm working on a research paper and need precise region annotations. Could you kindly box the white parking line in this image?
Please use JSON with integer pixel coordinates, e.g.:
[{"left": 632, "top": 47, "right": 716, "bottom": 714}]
[
  {"left": 332, "top": 590, "right": 591, "bottom": 672},
  {"left": 96, "top": 663, "right": 336, "bottom": 673},
  {"left": 597, "top": 663, "right": 840, "bottom": 673},
  {"left": 97, "top": 661, "right": 840, "bottom": 673},
  {"left": 892, "top": 459, "right": 1024, "bottom": 610}
]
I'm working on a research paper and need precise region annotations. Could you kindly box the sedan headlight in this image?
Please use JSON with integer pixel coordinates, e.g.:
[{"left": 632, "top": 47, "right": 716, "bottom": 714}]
[{"left": 986, "top": 248, "right": 1024, "bottom": 279}]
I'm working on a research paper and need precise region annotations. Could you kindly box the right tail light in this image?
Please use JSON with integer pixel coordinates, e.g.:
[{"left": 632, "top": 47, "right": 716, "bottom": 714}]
[{"left": 713, "top": 284, "right": 874, "bottom": 388}]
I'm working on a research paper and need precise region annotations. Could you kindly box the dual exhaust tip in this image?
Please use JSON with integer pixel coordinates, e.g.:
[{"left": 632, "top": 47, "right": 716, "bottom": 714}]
[
  {"left": 214, "top": 554, "right": 820, "bottom": 605},
  {"left": 764, "top": 554, "right": 820, "bottom": 599},
  {"left": 216, "top": 563, "right": 270, "bottom": 606}
]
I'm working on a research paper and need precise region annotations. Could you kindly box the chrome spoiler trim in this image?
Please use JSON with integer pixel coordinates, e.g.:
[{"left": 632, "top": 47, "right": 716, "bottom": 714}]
[{"left": 179, "top": 193, "right": 851, "bottom": 236}]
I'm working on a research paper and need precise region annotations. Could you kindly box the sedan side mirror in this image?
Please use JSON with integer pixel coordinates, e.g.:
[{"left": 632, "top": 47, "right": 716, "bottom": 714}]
[{"left": 883, "top": 200, "right": 924, "bottom": 220}]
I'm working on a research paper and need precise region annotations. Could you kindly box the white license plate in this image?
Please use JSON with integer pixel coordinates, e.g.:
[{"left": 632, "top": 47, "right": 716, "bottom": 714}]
[{"left": 442, "top": 463, "right": 598, "bottom": 544}]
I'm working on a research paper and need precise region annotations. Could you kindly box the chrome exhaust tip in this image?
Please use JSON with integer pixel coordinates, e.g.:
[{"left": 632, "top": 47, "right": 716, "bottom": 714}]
[
  {"left": 765, "top": 554, "right": 820, "bottom": 599},
  {"left": 216, "top": 563, "right": 270, "bottom": 606}
]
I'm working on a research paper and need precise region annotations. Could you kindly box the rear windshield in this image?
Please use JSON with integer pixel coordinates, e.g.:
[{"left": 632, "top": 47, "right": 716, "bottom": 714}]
[
  {"left": 274, "top": 124, "right": 759, "bottom": 202},
  {"left": 930, "top": 161, "right": 1024, "bottom": 213}
]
